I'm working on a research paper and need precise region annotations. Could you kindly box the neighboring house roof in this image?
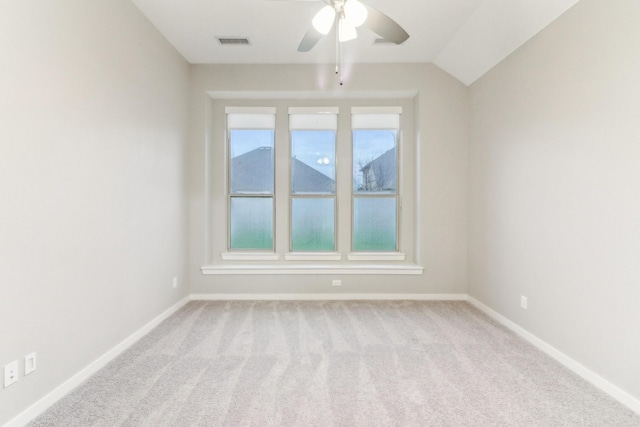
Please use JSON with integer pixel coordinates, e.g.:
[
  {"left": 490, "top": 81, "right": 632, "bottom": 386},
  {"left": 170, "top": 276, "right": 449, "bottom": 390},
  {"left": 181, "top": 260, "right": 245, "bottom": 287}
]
[
  {"left": 231, "top": 147, "right": 334, "bottom": 194},
  {"left": 360, "top": 147, "right": 397, "bottom": 191},
  {"left": 231, "top": 146, "right": 274, "bottom": 193},
  {"left": 292, "top": 157, "right": 334, "bottom": 193}
]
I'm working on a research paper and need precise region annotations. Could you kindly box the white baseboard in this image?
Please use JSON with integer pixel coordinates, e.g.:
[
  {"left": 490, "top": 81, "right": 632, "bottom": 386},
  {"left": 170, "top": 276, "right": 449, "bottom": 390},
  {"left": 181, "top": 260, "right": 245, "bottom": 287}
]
[
  {"left": 190, "top": 293, "right": 468, "bottom": 301},
  {"left": 4, "top": 296, "right": 191, "bottom": 427},
  {"left": 466, "top": 295, "right": 640, "bottom": 416}
]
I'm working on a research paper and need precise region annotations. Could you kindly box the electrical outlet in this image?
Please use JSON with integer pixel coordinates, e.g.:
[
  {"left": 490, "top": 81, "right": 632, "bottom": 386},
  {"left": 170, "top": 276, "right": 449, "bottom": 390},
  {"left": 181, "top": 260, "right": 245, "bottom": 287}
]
[
  {"left": 172, "top": 277, "right": 178, "bottom": 289},
  {"left": 4, "top": 360, "right": 19, "bottom": 388},
  {"left": 521, "top": 295, "right": 528, "bottom": 310},
  {"left": 332, "top": 279, "right": 342, "bottom": 287},
  {"left": 25, "top": 353, "right": 36, "bottom": 376}
]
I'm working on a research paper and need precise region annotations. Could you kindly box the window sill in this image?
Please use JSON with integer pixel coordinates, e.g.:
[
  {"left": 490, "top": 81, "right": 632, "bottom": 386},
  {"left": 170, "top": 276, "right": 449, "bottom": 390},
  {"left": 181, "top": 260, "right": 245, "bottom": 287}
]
[
  {"left": 284, "top": 252, "right": 342, "bottom": 261},
  {"left": 347, "top": 252, "right": 406, "bottom": 261},
  {"left": 201, "top": 263, "right": 423, "bottom": 275},
  {"left": 220, "top": 252, "right": 280, "bottom": 261}
]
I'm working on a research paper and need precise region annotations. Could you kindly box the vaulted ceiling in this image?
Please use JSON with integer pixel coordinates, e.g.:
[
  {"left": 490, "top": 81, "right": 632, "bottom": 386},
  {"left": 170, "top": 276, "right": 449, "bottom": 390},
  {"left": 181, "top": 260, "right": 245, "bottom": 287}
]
[{"left": 131, "top": 0, "right": 580, "bottom": 85}]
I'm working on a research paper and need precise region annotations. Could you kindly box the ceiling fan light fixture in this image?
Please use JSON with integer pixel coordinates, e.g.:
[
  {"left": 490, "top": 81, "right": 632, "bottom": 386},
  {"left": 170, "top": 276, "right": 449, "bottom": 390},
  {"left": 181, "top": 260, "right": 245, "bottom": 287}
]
[
  {"left": 343, "top": 0, "right": 368, "bottom": 28},
  {"left": 312, "top": 6, "right": 336, "bottom": 35},
  {"left": 338, "top": 17, "right": 357, "bottom": 42}
]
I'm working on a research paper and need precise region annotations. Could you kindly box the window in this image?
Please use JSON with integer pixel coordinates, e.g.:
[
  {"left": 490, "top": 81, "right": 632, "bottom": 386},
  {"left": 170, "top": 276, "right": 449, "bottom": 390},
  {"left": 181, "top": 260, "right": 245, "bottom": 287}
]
[
  {"left": 226, "top": 108, "right": 275, "bottom": 251},
  {"left": 209, "top": 100, "right": 420, "bottom": 274},
  {"left": 351, "top": 107, "right": 400, "bottom": 252},
  {"left": 289, "top": 108, "right": 338, "bottom": 252}
]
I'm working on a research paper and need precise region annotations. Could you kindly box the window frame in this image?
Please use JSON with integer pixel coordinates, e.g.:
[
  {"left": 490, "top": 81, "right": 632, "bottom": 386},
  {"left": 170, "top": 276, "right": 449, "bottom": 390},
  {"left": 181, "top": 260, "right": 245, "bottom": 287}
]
[
  {"left": 288, "top": 107, "right": 339, "bottom": 253},
  {"left": 208, "top": 97, "right": 420, "bottom": 274},
  {"left": 225, "top": 108, "right": 277, "bottom": 253},
  {"left": 351, "top": 108, "right": 401, "bottom": 253}
]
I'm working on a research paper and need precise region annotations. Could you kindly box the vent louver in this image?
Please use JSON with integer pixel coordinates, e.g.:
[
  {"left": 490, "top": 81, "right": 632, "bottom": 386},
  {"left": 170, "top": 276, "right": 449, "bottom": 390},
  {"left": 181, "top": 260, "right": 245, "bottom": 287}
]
[{"left": 217, "top": 37, "right": 251, "bottom": 46}]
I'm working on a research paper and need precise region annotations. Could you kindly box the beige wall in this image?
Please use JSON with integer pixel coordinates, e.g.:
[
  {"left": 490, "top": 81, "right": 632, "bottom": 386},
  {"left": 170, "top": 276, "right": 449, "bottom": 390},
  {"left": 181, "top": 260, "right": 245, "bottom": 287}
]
[
  {"left": 469, "top": 0, "right": 640, "bottom": 400},
  {"left": 0, "top": 1, "right": 190, "bottom": 424},
  {"left": 7, "top": 0, "right": 640, "bottom": 421},
  {"left": 188, "top": 64, "right": 469, "bottom": 295}
]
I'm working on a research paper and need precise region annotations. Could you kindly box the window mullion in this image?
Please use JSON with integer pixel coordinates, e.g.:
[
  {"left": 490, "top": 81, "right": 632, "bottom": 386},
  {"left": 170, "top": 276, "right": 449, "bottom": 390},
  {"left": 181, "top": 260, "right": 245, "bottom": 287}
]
[
  {"left": 336, "top": 108, "right": 352, "bottom": 254},
  {"left": 274, "top": 105, "right": 290, "bottom": 255}
]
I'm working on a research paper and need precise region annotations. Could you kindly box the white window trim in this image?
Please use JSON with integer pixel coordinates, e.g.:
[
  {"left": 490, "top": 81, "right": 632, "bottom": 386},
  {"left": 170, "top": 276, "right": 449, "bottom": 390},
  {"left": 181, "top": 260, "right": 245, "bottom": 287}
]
[
  {"left": 347, "top": 252, "right": 406, "bottom": 261},
  {"left": 351, "top": 106, "right": 403, "bottom": 114},
  {"left": 226, "top": 109, "right": 276, "bottom": 252},
  {"left": 220, "top": 252, "right": 280, "bottom": 261},
  {"left": 351, "top": 108, "right": 401, "bottom": 253},
  {"left": 288, "top": 106, "right": 339, "bottom": 115},
  {"left": 289, "top": 108, "right": 338, "bottom": 253},
  {"left": 205, "top": 96, "right": 422, "bottom": 276},
  {"left": 226, "top": 106, "right": 276, "bottom": 114},
  {"left": 201, "top": 263, "right": 423, "bottom": 275},
  {"left": 284, "top": 252, "right": 342, "bottom": 261}
]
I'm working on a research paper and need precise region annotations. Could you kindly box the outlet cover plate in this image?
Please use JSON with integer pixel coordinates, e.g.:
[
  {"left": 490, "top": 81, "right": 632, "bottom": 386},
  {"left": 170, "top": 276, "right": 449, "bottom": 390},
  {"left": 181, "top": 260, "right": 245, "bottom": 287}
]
[{"left": 4, "top": 360, "right": 19, "bottom": 388}]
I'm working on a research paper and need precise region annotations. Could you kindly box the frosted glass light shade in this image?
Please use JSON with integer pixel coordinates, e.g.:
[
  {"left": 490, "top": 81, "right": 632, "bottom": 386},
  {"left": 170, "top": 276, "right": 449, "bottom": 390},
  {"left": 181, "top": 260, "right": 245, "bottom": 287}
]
[
  {"left": 344, "top": 0, "right": 368, "bottom": 27},
  {"left": 338, "top": 18, "right": 357, "bottom": 42},
  {"left": 312, "top": 6, "right": 336, "bottom": 35}
]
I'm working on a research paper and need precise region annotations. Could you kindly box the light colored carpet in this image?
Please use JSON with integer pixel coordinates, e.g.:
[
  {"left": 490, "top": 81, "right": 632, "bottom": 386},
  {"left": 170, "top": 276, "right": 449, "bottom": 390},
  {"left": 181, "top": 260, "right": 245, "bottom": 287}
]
[{"left": 30, "top": 300, "right": 640, "bottom": 426}]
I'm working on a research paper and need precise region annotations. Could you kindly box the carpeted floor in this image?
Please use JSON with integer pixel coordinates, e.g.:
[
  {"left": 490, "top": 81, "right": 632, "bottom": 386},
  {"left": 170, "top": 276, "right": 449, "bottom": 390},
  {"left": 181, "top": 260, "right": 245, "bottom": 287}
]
[{"left": 29, "top": 300, "right": 640, "bottom": 426}]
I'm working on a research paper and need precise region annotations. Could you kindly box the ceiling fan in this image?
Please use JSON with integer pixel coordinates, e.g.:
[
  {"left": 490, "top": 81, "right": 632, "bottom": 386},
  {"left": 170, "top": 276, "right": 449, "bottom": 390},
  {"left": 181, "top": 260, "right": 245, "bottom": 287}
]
[{"left": 296, "top": 0, "right": 409, "bottom": 52}]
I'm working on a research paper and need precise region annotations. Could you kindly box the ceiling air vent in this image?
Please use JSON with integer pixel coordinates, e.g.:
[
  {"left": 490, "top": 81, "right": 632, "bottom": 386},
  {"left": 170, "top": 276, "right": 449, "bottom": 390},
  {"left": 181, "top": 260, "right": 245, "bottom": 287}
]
[{"left": 217, "top": 37, "right": 251, "bottom": 46}]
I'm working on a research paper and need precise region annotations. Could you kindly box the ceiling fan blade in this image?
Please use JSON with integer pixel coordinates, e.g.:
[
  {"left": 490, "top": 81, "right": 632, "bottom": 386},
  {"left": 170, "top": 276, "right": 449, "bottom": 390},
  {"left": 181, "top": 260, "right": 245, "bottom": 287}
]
[
  {"left": 298, "top": 27, "right": 324, "bottom": 52},
  {"left": 362, "top": 4, "right": 409, "bottom": 45}
]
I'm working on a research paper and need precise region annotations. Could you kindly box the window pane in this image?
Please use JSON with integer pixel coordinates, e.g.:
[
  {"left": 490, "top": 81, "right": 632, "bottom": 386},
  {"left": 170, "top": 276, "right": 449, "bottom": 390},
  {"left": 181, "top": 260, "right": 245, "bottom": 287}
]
[
  {"left": 230, "top": 197, "right": 273, "bottom": 250},
  {"left": 230, "top": 129, "right": 274, "bottom": 194},
  {"left": 353, "top": 197, "right": 396, "bottom": 251},
  {"left": 291, "top": 198, "right": 335, "bottom": 251},
  {"left": 353, "top": 129, "right": 397, "bottom": 193},
  {"left": 291, "top": 130, "right": 335, "bottom": 194}
]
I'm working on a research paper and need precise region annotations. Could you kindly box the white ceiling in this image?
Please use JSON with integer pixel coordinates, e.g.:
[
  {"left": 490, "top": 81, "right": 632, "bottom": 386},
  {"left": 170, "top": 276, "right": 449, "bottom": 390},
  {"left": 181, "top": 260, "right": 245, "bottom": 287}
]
[{"left": 131, "top": 0, "right": 580, "bottom": 85}]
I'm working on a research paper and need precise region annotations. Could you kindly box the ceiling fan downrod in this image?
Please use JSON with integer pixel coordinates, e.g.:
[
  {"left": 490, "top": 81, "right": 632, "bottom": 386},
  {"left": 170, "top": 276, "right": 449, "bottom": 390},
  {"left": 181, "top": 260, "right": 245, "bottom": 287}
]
[{"left": 335, "top": 14, "right": 343, "bottom": 86}]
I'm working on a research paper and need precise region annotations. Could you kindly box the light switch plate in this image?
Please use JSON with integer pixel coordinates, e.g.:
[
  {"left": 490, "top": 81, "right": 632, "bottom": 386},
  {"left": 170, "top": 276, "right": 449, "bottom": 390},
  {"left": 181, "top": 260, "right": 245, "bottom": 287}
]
[{"left": 25, "top": 353, "right": 36, "bottom": 376}]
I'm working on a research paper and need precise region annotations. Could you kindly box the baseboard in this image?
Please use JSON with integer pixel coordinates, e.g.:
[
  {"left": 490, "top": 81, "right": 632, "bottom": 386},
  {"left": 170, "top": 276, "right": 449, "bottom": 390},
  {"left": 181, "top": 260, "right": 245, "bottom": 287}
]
[
  {"left": 4, "top": 296, "right": 191, "bottom": 427},
  {"left": 190, "top": 293, "right": 468, "bottom": 301},
  {"left": 8, "top": 293, "right": 638, "bottom": 426},
  {"left": 466, "top": 295, "right": 640, "bottom": 416}
]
